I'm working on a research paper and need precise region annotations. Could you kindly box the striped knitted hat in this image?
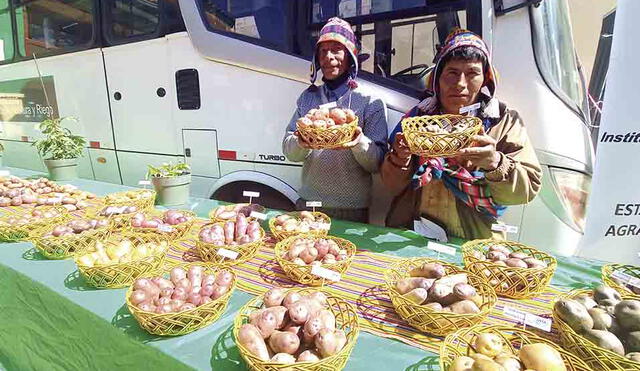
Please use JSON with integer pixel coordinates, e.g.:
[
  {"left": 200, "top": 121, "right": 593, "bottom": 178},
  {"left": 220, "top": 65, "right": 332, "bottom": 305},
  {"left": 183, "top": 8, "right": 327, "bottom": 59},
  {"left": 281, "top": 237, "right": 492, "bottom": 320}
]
[{"left": 310, "top": 17, "right": 359, "bottom": 85}]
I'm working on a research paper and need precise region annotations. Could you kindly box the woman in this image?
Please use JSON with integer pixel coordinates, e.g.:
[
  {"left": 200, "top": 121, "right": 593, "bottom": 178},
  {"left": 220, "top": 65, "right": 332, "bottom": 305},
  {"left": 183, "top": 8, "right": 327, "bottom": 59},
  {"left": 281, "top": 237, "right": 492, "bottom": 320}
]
[
  {"left": 283, "top": 17, "right": 388, "bottom": 223},
  {"left": 381, "top": 29, "right": 542, "bottom": 240}
]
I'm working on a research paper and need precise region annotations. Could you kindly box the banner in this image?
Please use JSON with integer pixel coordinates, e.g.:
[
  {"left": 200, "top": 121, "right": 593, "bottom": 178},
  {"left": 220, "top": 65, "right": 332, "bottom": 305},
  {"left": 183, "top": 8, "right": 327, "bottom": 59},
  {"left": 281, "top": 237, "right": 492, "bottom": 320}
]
[
  {"left": 0, "top": 76, "right": 59, "bottom": 123},
  {"left": 578, "top": 0, "right": 640, "bottom": 264}
]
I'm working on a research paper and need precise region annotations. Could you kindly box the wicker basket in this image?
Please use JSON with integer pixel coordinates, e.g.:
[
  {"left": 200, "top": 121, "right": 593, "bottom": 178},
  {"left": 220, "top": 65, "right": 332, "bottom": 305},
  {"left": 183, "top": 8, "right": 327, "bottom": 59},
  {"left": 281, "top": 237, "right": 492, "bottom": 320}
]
[
  {"left": 552, "top": 289, "right": 640, "bottom": 370},
  {"left": 0, "top": 206, "right": 70, "bottom": 242},
  {"left": 401, "top": 114, "right": 482, "bottom": 157},
  {"left": 275, "top": 235, "right": 356, "bottom": 287},
  {"left": 208, "top": 203, "right": 266, "bottom": 223},
  {"left": 602, "top": 263, "right": 640, "bottom": 300},
  {"left": 75, "top": 232, "right": 169, "bottom": 289},
  {"left": 384, "top": 257, "right": 497, "bottom": 337},
  {"left": 85, "top": 204, "right": 142, "bottom": 230},
  {"left": 269, "top": 212, "right": 331, "bottom": 241},
  {"left": 233, "top": 287, "right": 359, "bottom": 370},
  {"left": 125, "top": 263, "right": 236, "bottom": 336},
  {"left": 296, "top": 118, "right": 358, "bottom": 150},
  {"left": 195, "top": 222, "right": 265, "bottom": 267},
  {"left": 440, "top": 324, "right": 592, "bottom": 371},
  {"left": 128, "top": 209, "right": 196, "bottom": 240},
  {"left": 29, "top": 223, "right": 111, "bottom": 260},
  {"left": 104, "top": 189, "right": 156, "bottom": 210},
  {"left": 462, "top": 239, "right": 557, "bottom": 299}
]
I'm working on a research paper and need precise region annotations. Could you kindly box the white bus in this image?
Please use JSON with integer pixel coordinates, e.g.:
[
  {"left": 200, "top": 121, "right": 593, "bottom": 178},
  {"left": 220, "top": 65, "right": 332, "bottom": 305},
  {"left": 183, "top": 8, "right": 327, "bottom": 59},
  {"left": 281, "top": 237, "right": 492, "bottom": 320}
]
[{"left": 0, "top": 0, "right": 592, "bottom": 255}]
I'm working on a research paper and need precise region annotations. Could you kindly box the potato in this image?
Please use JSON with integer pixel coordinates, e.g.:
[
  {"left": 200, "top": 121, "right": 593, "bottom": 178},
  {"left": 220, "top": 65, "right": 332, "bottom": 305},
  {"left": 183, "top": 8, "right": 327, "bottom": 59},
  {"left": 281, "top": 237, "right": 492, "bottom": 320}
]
[
  {"left": 315, "top": 328, "right": 339, "bottom": 357},
  {"left": 409, "top": 262, "right": 445, "bottom": 278},
  {"left": 450, "top": 356, "right": 475, "bottom": 371},
  {"left": 270, "top": 353, "right": 296, "bottom": 364},
  {"left": 554, "top": 299, "right": 593, "bottom": 333},
  {"left": 471, "top": 359, "right": 505, "bottom": 371},
  {"left": 575, "top": 294, "right": 598, "bottom": 310},
  {"left": 453, "top": 283, "right": 477, "bottom": 301},
  {"left": 494, "top": 354, "right": 523, "bottom": 371},
  {"left": 402, "top": 288, "right": 429, "bottom": 305},
  {"left": 283, "top": 291, "right": 302, "bottom": 307},
  {"left": 237, "top": 324, "right": 270, "bottom": 361},
  {"left": 509, "top": 252, "right": 529, "bottom": 260},
  {"left": 588, "top": 307, "right": 615, "bottom": 331},
  {"left": 423, "top": 302, "right": 443, "bottom": 311},
  {"left": 268, "top": 330, "right": 300, "bottom": 355},
  {"left": 251, "top": 306, "right": 287, "bottom": 338},
  {"left": 505, "top": 258, "right": 527, "bottom": 268},
  {"left": 614, "top": 300, "right": 640, "bottom": 332},
  {"left": 519, "top": 343, "right": 566, "bottom": 371},
  {"left": 263, "top": 288, "right": 286, "bottom": 307},
  {"left": 334, "top": 329, "right": 347, "bottom": 353},
  {"left": 303, "top": 310, "right": 334, "bottom": 344},
  {"left": 297, "top": 349, "right": 321, "bottom": 362},
  {"left": 593, "top": 285, "right": 622, "bottom": 306},
  {"left": 488, "top": 251, "right": 508, "bottom": 262},
  {"left": 428, "top": 282, "right": 455, "bottom": 305},
  {"left": 473, "top": 333, "right": 504, "bottom": 357},
  {"left": 583, "top": 329, "right": 625, "bottom": 355},
  {"left": 307, "top": 291, "right": 328, "bottom": 306},
  {"left": 447, "top": 300, "right": 480, "bottom": 314},
  {"left": 627, "top": 352, "right": 640, "bottom": 362},
  {"left": 523, "top": 257, "right": 547, "bottom": 269},
  {"left": 395, "top": 277, "right": 435, "bottom": 295},
  {"left": 471, "top": 354, "right": 494, "bottom": 362},
  {"left": 288, "top": 300, "right": 311, "bottom": 324},
  {"left": 626, "top": 331, "right": 640, "bottom": 353},
  {"left": 435, "top": 273, "right": 468, "bottom": 287}
]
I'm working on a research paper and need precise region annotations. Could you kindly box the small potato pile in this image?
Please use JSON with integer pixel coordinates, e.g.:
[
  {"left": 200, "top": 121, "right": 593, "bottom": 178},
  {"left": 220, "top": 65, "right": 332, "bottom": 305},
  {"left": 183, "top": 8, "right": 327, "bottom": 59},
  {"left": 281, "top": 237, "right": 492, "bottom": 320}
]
[
  {"left": 296, "top": 107, "right": 356, "bottom": 130},
  {"left": 76, "top": 238, "right": 168, "bottom": 267},
  {"left": 210, "top": 203, "right": 264, "bottom": 221},
  {"left": 471, "top": 244, "right": 548, "bottom": 269},
  {"left": 554, "top": 285, "right": 640, "bottom": 362},
  {"left": 0, "top": 176, "right": 94, "bottom": 209},
  {"left": 419, "top": 121, "right": 471, "bottom": 135},
  {"left": 0, "top": 207, "right": 65, "bottom": 227},
  {"left": 129, "top": 266, "right": 233, "bottom": 314},
  {"left": 131, "top": 210, "right": 192, "bottom": 231},
  {"left": 105, "top": 190, "right": 153, "bottom": 204},
  {"left": 44, "top": 218, "right": 109, "bottom": 238},
  {"left": 98, "top": 205, "right": 139, "bottom": 217},
  {"left": 199, "top": 214, "right": 261, "bottom": 246},
  {"left": 238, "top": 288, "right": 347, "bottom": 364},
  {"left": 449, "top": 333, "right": 567, "bottom": 371},
  {"left": 282, "top": 237, "right": 348, "bottom": 266},
  {"left": 395, "top": 262, "right": 482, "bottom": 314},
  {"left": 272, "top": 212, "right": 330, "bottom": 235}
]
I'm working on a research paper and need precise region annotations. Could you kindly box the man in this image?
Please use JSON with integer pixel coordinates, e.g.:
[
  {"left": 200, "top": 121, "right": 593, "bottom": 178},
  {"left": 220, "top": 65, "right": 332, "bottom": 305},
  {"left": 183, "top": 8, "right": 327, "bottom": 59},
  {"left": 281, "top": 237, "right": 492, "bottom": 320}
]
[
  {"left": 283, "top": 17, "right": 388, "bottom": 223},
  {"left": 381, "top": 29, "right": 542, "bottom": 239}
]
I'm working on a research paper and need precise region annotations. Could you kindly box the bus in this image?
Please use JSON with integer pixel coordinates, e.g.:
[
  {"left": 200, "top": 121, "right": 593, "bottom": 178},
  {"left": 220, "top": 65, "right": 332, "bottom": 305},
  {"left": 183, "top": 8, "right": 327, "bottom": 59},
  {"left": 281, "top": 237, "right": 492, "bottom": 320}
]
[{"left": 0, "top": 0, "right": 592, "bottom": 256}]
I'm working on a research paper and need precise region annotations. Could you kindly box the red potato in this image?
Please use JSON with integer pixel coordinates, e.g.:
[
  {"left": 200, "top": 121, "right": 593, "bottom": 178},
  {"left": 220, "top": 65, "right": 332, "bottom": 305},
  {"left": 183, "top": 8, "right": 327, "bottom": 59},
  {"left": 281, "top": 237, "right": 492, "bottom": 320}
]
[
  {"left": 175, "top": 278, "right": 191, "bottom": 291},
  {"left": 288, "top": 301, "right": 311, "bottom": 324},
  {"left": 314, "top": 240, "right": 329, "bottom": 258},
  {"left": 395, "top": 277, "right": 435, "bottom": 295},
  {"left": 160, "top": 288, "right": 173, "bottom": 298},
  {"left": 251, "top": 306, "right": 288, "bottom": 338},
  {"left": 223, "top": 221, "right": 235, "bottom": 244},
  {"left": 509, "top": 252, "right": 529, "bottom": 260},
  {"left": 330, "top": 108, "right": 347, "bottom": 124},
  {"left": 524, "top": 257, "right": 547, "bottom": 269},
  {"left": 235, "top": 214, "right": 248, "bottom": 240},
  {"left": 307, "top": 291, "right": 328, "bottom": 306},
  {"left": 171, "top": 287, "right": 188, "bottom": 301},
  {"left": 315, "top": 328, "right": 339, "bottom": 358},
  {"left": 268, "top": 330, "right": 301, "bottom": 355},
  {"left": 200, "top": 285, "right": 215, "bottom": 297},
  {"left": 297, "top": 350, "right": 321, "bottom": 362},
  {"left": 133, "top": 277, "right": 154, "bottom": 292},
  {"left": 334, "top": 329, "right": 347, "bottom": 353},
  {"left": 171, "top": 267, "right": 187, "bottom": 284},
  {"left": 322, "top": 254, "right": 337, "bottom": 264},
  {"left": 264, "top": 288, "right": 286, "bottom": 307},
  {"left": 271, "top": 353, "right": 296, "bottom": 364},
  {"left": 505, "top": 258, "right": 528, "bottom": 268},
  {"left": 130, "top": 290, "right": 149, "bottom": 305},
  {"left": 238, "top": 324, "right": 270, "bottom": 361},
  {"left": 215, "top": 270, "right": 234, "bottom": 286},
  {"left": 409, "top": 262, "right": 446, "bottom": 279},
  {"left": 202, "top": 273, "right": 217, "bottom": 286},
  {"left": 299, "top": 247, "right": 319, "bottom": 264},
  {"left": 487, "top": 251, "right": 507, "bottom": 261},
  {"left": 211, "top": 284, "right": 229, "bottom": 300},
  {"left": 344, "top": 109, "right": 356, "bottom": 122},
  {"left": 283, "top": 292, "right": 302, "bottom": 307}
]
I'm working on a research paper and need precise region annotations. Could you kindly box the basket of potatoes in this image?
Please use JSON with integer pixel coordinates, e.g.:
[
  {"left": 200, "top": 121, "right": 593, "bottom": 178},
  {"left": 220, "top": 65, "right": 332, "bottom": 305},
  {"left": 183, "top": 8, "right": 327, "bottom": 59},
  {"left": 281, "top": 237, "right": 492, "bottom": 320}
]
[
  {"left": 129, "top": 209, "right": 196, "bottom": 240},
  {"left": 104, "top": 189, "right": 156, "bottom": 211},
  {"left": 296, "top": 107, "right": 358, "bottom": 149},
  {"left": 234, "top": 287, "right": 359, "bottom": 370},
  {"left": 269, "top": 211, "right": 331, "bottom": 241},
  {"left": 209, "top": 203, "right": 265, "bottom": 223},
  {"left": 440, "top": 324, "right": 591, "bottom": 371},
  {"left": 462, "top": 239, "right": 556, "bottom": 299},
  {"left": 0, "top": 206, "right": 69, "bottom": 242},
  {"left": 384, "top": 258, "right": 497, "bottom": 336},
  {"left": 552, "top": 285, "right": 640, "bottom": 370},
  {"left": 400, "top": 114, "right": 482, "bottom": 157},
  {"left": 29, "top": 217, "right": 111, "bottom": 259},
  {"left": 602, "top": 263, "right": 640, "bottom": 300},
  {"left": 275, "top": 236, "right": 355, "bottom": 287},
  {"left": 196, "top": 213, "right": 264, "bottom": 267}
]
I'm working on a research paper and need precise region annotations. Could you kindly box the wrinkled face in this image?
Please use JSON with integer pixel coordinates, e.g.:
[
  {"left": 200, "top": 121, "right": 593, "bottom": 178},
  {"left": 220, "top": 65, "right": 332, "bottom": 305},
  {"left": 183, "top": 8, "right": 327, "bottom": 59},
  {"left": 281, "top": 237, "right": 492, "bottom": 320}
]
[
  {"left": 438, "top": 58, "right": 485, "bottom": 114},
  {"left": 318, "top": 41, "right": 350, "bottom": 80}
]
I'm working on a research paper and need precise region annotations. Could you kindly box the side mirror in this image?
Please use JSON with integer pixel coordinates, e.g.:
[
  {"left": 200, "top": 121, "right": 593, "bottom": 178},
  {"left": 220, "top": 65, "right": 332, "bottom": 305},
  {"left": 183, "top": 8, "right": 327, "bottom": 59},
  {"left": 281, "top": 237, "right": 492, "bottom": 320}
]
[{"left": 494, "top": 0, "right": 543, "bottom": 16}]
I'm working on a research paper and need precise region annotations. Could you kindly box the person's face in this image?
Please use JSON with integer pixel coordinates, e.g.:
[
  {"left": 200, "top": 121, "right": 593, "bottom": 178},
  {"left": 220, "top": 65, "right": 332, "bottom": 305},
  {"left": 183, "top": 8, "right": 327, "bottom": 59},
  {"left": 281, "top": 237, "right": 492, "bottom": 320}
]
[
  {"left": 318, "top": 41, "right": 349, "bottom": 80},
  {"left": 438, "top": 59, "right": 485, "bottom": 114}
]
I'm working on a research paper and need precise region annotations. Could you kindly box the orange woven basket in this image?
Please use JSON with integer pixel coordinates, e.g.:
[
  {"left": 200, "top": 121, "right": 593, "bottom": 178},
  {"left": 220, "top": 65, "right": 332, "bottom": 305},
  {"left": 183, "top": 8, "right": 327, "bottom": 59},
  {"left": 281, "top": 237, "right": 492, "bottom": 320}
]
[
  {"left": 401, "top": 114, "right": 482, "bottom": 157},
  {"left": 296, "top": 118, "right": 358, "bottom": 149}
]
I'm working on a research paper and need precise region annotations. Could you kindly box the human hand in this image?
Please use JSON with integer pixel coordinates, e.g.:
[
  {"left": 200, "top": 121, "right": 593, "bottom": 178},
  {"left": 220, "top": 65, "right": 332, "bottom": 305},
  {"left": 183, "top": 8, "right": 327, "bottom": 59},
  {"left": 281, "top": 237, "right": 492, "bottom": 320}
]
[
  {"left": 339, "top": 126, "right": 364, "bottom": 149},
  {"left": 455, "top": 128, "right": 501, "bottom": 170},
  {"left": 294, "top": 131, "right": 313, "bottom": 149}
]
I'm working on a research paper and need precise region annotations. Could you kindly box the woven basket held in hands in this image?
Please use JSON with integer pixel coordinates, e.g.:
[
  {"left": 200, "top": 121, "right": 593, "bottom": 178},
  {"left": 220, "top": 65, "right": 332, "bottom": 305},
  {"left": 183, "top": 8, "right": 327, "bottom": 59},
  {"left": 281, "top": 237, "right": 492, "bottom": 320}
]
[
  {"left": 297, "top": 118, "right": 358, "bottom": 149},
  {"left": 401, "top": 114, "right": 482, "bottom": 157}
]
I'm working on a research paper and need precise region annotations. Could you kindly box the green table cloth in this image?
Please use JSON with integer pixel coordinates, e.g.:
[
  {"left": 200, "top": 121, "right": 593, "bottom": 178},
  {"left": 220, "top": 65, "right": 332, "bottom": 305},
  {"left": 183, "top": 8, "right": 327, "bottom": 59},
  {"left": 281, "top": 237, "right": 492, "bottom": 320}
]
[{"left": 0, "top": 168, "right": 606, "bottom": 370}]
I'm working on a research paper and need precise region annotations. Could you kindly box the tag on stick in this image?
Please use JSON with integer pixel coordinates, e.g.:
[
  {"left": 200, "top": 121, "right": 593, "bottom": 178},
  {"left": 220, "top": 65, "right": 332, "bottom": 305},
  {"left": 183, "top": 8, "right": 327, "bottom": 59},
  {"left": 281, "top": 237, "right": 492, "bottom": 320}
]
[
  {"left": 459, "top": 102, "right": 481, "bottom": 114},
  {"left": 250, "top": 211, "right": 267, "bottom": 220},
  {"left": 306, "top": 201, "right": 322, "bottom": 208},
  {"left": 491, "top": 223, "right": 519, "bottom": 234},
  {"left": 217, "top": 248, "right": 239, "bottom": 260},
  {"left": 427, "top": 242, "right": 456, "bottom": 256},
  {"left": 311, "top": 265, "right": 341, "bottom": 282},
  {"left": 0, "top": 170, "right": 11, "bottom": 177},
  {"left": 243, "top": 191, "right": 260, "bottom": 204},
  {"left": 138, "top": 180, "right": 151, "bottom": 186}
]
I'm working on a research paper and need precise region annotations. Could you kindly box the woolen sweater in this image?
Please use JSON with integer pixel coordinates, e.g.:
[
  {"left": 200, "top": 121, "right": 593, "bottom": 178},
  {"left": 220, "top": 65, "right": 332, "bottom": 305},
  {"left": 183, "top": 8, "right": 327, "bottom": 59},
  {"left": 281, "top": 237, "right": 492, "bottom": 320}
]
[{"left": 282, "top": 83, "right": 388, "bottom": 208}]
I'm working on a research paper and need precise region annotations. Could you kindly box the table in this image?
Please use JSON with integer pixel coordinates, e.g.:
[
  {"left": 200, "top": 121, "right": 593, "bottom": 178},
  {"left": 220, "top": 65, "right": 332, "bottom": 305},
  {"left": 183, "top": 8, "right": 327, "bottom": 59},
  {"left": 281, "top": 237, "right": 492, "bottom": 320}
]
[{"left": 0, "top": 168, "right": 606, "bottom": 370}]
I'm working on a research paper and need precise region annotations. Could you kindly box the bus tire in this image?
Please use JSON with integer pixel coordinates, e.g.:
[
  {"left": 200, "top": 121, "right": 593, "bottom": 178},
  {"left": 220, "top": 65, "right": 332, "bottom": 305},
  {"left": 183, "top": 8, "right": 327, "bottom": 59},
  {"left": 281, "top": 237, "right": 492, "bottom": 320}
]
[{"left": 211, "top": 181, "right": 295, "bottom": 211}]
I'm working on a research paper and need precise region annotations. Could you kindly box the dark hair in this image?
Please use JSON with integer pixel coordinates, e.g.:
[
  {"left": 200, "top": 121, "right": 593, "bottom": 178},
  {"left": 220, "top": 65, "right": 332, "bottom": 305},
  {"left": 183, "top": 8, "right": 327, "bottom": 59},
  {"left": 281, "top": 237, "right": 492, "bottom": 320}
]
[{"left": 435, "top": 46, "right": 488, "bottom": 83}]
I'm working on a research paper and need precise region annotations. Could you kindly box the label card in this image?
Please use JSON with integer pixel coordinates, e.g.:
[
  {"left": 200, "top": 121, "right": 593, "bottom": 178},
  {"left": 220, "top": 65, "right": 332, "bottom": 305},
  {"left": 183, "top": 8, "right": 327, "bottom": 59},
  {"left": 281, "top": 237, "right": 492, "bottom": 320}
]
[
  {"left": 217, "top": 248, "right": 239, "bottom": 260},
  {"left": 319, "top": 101, "right": 337, "bottom": 110},
  {"left": 311, "top": 265, "right": 341, "bottom": 282},
  {"left": 243, "top": 191, "right": 260, "bottom": 198},
  {"left": 459, "top": 102, "right": 481, "bottom": 114},
  {"left": 138, "top": 180, "right": 151, "bottom": 186},
  {"left": 612, "top": 270, "right": 640, "bottom": 288},
  {"left": 503, "top": 306, "right": 552, "bottom": 332},
  {"left": 427, "top": 242, "right": 456, "bottom": 256},
  {"left": 158, "top": 225, "right": 173, "bottom": 233},
  {"left": 250, "top": 211, "right": 267, "bottom": 220},
  {"left": 0, "top": 170, "right": 10, "bottom": 177},
  {"left": 491, "top": 223, "right": 519, "bottom": 234},
  {"left": 503, "top": 306, "right": 527, "bottom": 322},
  {"left": 306, "top": 201, "right": 322, "bottom": 208}
]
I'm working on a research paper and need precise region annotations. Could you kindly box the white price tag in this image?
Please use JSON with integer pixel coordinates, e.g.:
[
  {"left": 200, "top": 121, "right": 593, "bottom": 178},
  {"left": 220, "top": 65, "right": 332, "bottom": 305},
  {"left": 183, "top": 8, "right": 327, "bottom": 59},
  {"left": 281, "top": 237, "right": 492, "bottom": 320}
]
[
  {"left": 491, "top": 223, "right": 519, "bottom": 234},
  {"left": 311, "top": 265, "right": 341, "bottom": 282},
  {"left": 306, "top": 201, "right": 322, "bottom": 208},
  {"left": 217, "top": 248, "right": 239, "bottom": 260},
  {"left": 612, "top": 271, "right": 640, "bottom": 289},
  {"left": 0, "top": 170, "right": 10, "bottom": 177},
  {"left": 427, "top": 242, "right": 456, "bottom": 256},
  {"left": 503, "top": 306, "right": 527, "bottom": 322},
  {"left": 459, "top": 102, "right": 481, "bottom": 114},
  {"left": 243, "top": 191, "right": 260, "bottom": 198},
  {"left": 250, "top": 211, "right": 267, "bottom": 220},
  {"left": 319, "top": 101, "right": 337, "bottom": 110},
  {"left": 158, "top": 225, "right": 173, "bottom": 233},
  {"left": 138, "top": 180, "right": 151, "bottom": 186},
  {"left": 524, "top": 313, "right": 552, "bottom": 332}
]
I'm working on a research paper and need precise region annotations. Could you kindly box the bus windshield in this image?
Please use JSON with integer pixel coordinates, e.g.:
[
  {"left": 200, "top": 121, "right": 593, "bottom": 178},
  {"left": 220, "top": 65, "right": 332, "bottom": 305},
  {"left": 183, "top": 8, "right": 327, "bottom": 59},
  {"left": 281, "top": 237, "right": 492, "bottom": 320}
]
[{"left": 530, "top": 0, "right": 587, "bottom": 120}]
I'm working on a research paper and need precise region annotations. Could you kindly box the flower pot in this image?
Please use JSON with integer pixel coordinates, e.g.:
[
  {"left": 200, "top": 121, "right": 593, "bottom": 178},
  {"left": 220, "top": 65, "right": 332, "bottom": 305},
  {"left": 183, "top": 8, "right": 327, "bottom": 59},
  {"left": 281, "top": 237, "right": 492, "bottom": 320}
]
[
  {"left": 151, "top": 174, "right": 191, "bottom": 206},
  {"left": 44, "top": 158, "right": 79, "bottom": 181}
]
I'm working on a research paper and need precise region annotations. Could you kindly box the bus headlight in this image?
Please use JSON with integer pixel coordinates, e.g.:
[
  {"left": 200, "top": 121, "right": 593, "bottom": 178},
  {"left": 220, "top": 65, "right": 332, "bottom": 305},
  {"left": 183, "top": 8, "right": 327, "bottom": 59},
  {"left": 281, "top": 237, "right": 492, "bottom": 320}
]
[{"left": 549, "top": 167, "right": 591, "bottom": 232}]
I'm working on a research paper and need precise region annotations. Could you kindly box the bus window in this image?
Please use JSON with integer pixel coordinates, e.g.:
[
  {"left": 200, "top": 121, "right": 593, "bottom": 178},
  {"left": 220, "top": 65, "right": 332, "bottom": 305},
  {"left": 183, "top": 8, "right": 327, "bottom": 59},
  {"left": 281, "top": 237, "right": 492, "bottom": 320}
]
[
  {"left": 14, "top": 0, "right": 94, "bottom": 57},
  {"left": 312, "top": 0, "right": 425, "bottom": 23},
  {"left": 106, "top": 0, "right": 160, "bottom": 41},
  {"left": 0, "top": 1, "right": 14, "bottom": 62},
  {"left": 201, "top": 0, "right": 294, "bottom": 53}
]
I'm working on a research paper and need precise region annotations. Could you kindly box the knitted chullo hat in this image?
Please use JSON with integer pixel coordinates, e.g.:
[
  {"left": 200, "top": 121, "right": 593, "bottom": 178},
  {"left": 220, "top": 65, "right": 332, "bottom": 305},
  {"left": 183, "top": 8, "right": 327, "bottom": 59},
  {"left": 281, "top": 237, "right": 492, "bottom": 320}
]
[
  {"left": 310, "top": 17, "right": 359, "bottom": 87},
  {"left": 427, "top": 28, "right": 498, "bottom": 98}
]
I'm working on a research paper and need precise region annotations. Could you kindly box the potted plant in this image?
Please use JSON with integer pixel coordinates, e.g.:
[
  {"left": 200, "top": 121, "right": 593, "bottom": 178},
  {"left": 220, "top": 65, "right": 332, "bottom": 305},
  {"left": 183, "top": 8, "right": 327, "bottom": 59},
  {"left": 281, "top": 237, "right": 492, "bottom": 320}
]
[
  {"left": 33, "top": 117, "right": 86, "bottom": 181},
  {"left": 147, "top": 162, "right": 191, "bottom": 206}
]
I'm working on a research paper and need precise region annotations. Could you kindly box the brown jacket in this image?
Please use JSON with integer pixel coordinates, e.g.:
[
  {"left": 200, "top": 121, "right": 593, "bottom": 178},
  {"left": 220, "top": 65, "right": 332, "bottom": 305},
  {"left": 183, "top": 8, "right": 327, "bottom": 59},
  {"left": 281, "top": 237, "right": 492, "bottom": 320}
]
[{"left": 381, "top": 104, "right": 542, "bottom": 240}]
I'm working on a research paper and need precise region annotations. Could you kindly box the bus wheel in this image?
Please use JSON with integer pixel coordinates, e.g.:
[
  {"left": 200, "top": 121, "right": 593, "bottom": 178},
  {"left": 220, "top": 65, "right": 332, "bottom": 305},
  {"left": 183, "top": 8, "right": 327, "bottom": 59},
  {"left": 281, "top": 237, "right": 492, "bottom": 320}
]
[{"left": 211, "top": 181, "right": 295, "bottom": 211}]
